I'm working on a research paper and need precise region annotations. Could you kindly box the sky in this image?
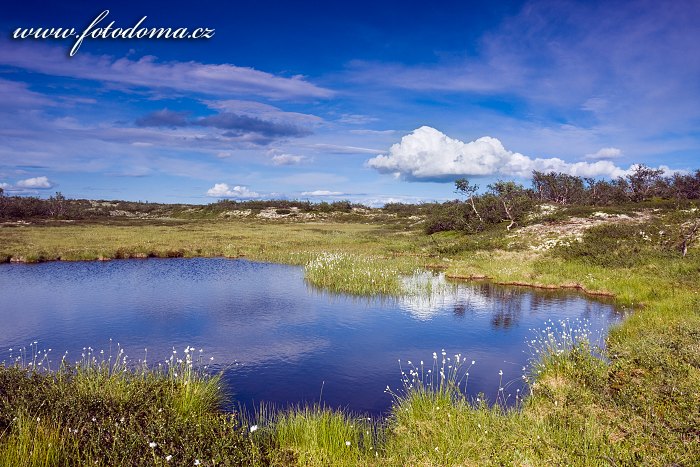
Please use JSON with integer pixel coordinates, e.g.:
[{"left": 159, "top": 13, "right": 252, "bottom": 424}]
[{"left": 1, "top": 0, "right": 699, "bottom": 205}]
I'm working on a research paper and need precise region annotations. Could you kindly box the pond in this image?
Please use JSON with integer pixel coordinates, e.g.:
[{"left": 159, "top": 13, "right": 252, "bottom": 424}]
[{"left": 0, "top": 258, "right": 623, "bottom": 415}]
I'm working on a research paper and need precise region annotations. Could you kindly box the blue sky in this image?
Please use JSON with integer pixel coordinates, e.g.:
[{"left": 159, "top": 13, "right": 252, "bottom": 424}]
[{"left": 1, "top": 0, "right": 698, "bottom": 205}]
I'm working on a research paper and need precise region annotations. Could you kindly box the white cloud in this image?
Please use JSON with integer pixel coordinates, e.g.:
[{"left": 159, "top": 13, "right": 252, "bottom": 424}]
[
  {"left": 309, "top": 143, "right": 383, "bottom": 155},
  {"left": 15, "top": 176, "right": 54, "bottom": 189},
  {"left": 358, "top": 195, "right": 440, "bottom": 207},
  {"left": 367, "top": 126, "right": 632, "bottom": 180},
  {"left": 205, "top": 100, "right": 323, "bottom": 126},
  {"left": 349, "top": 129, "right": 397, "bottom": 135},
  {"left": 337, "top": 114, "right": 378, "bottom": 125},
  {"left": 0, "top": 44, "right": 333, "bottom": 100},
  {"left": 301, "top": 190, "right": 345, "bottom": 196},
  {"left": 0, "top": 78, "right": 54, "bottom": 109},
  {"left": 271, "top": 154, "right": 308, "bottom": 166},
  {"left": 581, "top": 97, "right": 608, "bottom": 113},
  {"left": 206, "top": 183, "right": 260, "bottom": 198},
  {"left": 585, "top": 147, "right": 623, "bottom": 160}
]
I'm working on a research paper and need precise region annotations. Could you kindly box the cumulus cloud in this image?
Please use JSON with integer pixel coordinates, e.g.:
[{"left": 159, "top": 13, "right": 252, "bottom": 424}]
[
  {"left": 585, "top": 147, "right": 623, "bottom": 160},
  {"left": 15, "top": 176, "right": 54, "bottom": 189},
  {"left": 206, "top": 183, "right": 260, "bottom": 198},
  {"left": 367, "top": 126, "right": 632, "bottom": 181},
  {"left": 271, "top": 154, "right": 308, "bottom": 166},
  {"left": 301, "top": 190, "right": 345, "bottom": 196},
  {"left": 0, "top": 44, "right": 332, "bottom": 100}
]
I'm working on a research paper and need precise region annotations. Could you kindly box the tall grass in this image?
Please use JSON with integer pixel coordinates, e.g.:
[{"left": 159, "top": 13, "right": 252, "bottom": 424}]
[
  {"left": 304, "top": 252, "right": 416, "bottom": 295},
  {"left": 0, "top": 344, "right": 262, "bottom": 466},
  {"left": 253, "top": 404, "right": 380, "bottom": 466}
]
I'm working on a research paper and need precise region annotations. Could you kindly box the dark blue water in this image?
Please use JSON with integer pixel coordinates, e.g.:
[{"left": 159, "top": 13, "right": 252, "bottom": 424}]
[{"left": 0, "top": 258, "right": 622, "bottom": 414}]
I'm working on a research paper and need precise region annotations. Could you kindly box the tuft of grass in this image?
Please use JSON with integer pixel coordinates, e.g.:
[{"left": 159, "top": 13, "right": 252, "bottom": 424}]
[
  {"left": 254, "top": 405, "right": 380, "bottom": 466},
  {"left": 0, "top": 415, "right": 69, "bottom": 467},
  {"left": 304, "top": 252, "right": 421, "bottom": 296}
]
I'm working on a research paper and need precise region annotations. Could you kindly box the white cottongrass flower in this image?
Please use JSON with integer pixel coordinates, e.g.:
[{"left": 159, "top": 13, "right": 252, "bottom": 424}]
[
  {"left": 345, "top": 441, "right": 351, "bottom": 446},
  {"left": 250, "top": 425, "right": 258, "bottom": 433},
  {"left": 165, "top": 455, "right": 172, "bottom": 461},
  {"left": 149, "top": 442, "right": 157, "bottom": 448}
]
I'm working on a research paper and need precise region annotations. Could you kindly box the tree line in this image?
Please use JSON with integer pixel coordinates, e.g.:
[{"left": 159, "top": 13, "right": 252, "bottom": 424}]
[
  {"left": 2, "top": 164, "right": 700, "bottom": 225},
  {"left": 424, "top": 165, "right": 700, "bottom": 234},
  {"left": 0, "top": 189, "right": 365, "bottom": 220}
]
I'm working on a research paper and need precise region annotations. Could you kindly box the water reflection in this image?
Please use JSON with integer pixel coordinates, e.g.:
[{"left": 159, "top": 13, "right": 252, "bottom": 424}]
[
  {"left": 398, "top": 273, "right": 619, "bottom": 331},
  {"left": 0, "top": 258, "right": 623, "bottom": 415}
]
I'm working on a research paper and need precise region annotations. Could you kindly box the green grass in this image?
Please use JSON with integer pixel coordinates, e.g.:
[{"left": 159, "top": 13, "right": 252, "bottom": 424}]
[
  {"left": 304, "top": 252, "right": 424, "bottom": 295},
  {"left": 1, "top": 213, "right": 699, "bottom": 465},
  {"left": 0, "top": 347, "right": 265, "bottom": 466},
  {"left": 254, "top": 405, "right": 380, "bottom": 466},
  {"left": 0, "top": 220, "right": 432, "bottom": 295}
]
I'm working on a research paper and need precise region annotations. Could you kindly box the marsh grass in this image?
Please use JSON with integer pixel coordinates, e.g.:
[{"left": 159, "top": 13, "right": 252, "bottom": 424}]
[
  {"left": 0, "top": 344, "right": 263, "bottom": 466},
  {"left": 2, "top": 215, "right": 700, "bottom": 464},
  {"left": 252, "top": 404, "right": 381, "bottom": 466},
  {"left": 305, "top": 252, "right": 402, "bottom": 295},
  {"left": 304, "top": 252, "right": 424, "bottom": 295}
]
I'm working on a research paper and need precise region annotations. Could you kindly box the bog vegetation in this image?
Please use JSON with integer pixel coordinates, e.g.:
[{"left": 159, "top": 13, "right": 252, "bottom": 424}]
[{"left": 1, "top": 165, "right": 699, "bottom": 465}]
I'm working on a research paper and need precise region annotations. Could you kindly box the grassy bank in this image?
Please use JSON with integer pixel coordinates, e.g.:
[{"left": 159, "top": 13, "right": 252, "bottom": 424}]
[
  {"left": 0, "top": 220, "right": 428, "bottom": 295},
  {"left": 0, "top": 346, "right": 265, "bottom": 465},
  {"left": 1, "top": 214, "right": 699, "bottom": 465}
]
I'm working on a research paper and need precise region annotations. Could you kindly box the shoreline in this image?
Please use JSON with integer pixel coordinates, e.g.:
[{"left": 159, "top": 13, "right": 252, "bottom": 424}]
[{"left": 3, "top": 251, "right": 619, "bottom": 300}]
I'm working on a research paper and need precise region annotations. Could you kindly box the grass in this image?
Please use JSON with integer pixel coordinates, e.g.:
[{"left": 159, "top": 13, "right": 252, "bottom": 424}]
[
  {"left": 0, "top": 345, "right": 266, "bottom": 466},
  {"left": 0, "top": 220, "right": 432, "bottom": 296},
  {"left": 254, "top": 405, "right": 380, "bottom": 466},
  {"left": 1, "top": 210, "right": 699, "bottom": 465},
  {"left": 305, "top": 252, "right": 424, "bottom": 295}
]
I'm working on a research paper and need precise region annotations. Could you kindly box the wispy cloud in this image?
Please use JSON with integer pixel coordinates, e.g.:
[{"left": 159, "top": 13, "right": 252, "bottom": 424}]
[
  {"left": 135, "top": 109, "right": 189, "bottom": 127},
  {"left": 0, "top": 78, "right": 54, "bottom": 109},
  {"left": 0, "top": 43, "right": 333, "bottom": 100},
  {"left": 133, "top": 100, "right": 321, "bottom": 145},
  {"left": 345, "top": 0, "right": 700, "bottom": 139},
  {"left": 337, "top": 114, "right": 378, "bottom": 125},
  {"left": 300, "top": 190, "right": 345, "bottom": 196},
  {"left": 309, "top": 143, "right": 383, "bottom": 155},
  {"left": 585, "top": 147, "right": 623, "bottom": 160},
  {"left": 349, "top": 129, "right": 397, "bottom": 135},
  {"left": 204, "top": 100, "right": 323, "bottom": 126},
  {"left": 198, "top": 113, "right": 312, "bottom": 138}
]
